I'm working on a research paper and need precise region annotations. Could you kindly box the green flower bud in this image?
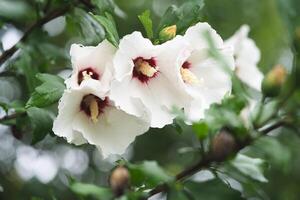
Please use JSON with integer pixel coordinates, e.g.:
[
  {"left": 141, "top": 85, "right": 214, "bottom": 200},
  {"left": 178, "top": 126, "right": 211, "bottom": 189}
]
[
  {"left": 211, "top": 130, "right": 236, "bottom": 161},
  {"left": 262, "top": 65, "right": 287, "bottom": 97},
  {"left": 159, "top": 25, "right": 177, "bottom": 43},
  {"left": 109, "top": 166, "right": 130, "bottom": 196}
]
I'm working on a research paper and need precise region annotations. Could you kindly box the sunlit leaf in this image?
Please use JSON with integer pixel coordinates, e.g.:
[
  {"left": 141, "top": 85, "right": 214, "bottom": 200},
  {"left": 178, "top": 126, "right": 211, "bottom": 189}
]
[
  {"left": 26, "top": 73, "right": 65, "bottom": 108},
  {"left": 70, "top": 182, "right": 113, "bottom": 200},
  {"left": 128, "top": 161, "right": 173, "bottom": 189},
  {"left": 138, "top": 10, "right": 154, "bottom": 39},
  {"left": 230, "top": 154, "right": 268, "bottom": 182},
  {"left": 92, "top": 12, "right": 120, "bottom": 46}
]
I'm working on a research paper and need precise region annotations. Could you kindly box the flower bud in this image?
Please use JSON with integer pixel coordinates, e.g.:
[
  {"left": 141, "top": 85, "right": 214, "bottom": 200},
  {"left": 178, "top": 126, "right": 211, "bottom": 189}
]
[
  {"left": 109, "top": 166, "right": 130, "bottom": 196},
  {"left": 159, "top": 25, "right": 177, "bottom": 43},
  {"left": 211, "top": 130, "right": 236, "bottom": 161},
  {"left": 262, "top": 65, "right": 287, "bottom": 97}
]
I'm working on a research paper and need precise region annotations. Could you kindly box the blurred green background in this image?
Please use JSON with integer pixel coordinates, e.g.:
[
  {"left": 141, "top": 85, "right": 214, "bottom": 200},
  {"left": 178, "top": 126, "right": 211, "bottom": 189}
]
[{"left": 0, "top": 0, "right": 299, "bottom": 199}]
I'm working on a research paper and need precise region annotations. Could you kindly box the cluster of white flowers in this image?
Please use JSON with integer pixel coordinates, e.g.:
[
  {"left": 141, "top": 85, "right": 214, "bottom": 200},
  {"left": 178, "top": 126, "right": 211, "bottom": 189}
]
[{"left": 53, "top": 22, "right": 263, "bottom": 158}]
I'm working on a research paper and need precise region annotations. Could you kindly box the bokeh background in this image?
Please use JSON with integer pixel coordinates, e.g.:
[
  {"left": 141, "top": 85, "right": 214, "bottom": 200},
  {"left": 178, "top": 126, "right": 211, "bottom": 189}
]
[{"left": 0, "top": 0, "right": 299, "bottom": 199}]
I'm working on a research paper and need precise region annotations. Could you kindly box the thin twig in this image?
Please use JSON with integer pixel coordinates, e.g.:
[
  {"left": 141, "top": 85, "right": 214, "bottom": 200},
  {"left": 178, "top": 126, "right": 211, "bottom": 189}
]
[
  {"left": 0, "top": 112, "right": 26, "bottom": 123},
  {"left": 145, "top": 120, "right": 285, "bottom": 199},
  {"left": 0, "top": 6, "right": 70, "bottom": 66}
]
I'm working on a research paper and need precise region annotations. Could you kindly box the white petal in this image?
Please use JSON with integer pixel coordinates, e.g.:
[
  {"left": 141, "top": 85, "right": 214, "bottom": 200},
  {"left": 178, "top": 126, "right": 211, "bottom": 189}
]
[
  {"left": 184, "top": 97, "right": 206, "bottom": 122},
  {"left": 53, "top": 80, "right": 108, "bottom": 144},
  {"left": 184, "top": 22, "right": 224, "bottom": 50},
  {"left": 52, "top": 90, "right": 86, "bottom": 144},
  {"left": 225, "top": 25, "right": 263, "bottom": 90},
  {"left": 67, "top": 40, "right": 116, "bottom": 88},
  {"left": 236, "top": 61, "right": 264, "bottom": 91},
  {"left": 110, "top": 76, "right": 174, "bottom": 128},
  {"left": 70, "top": 40, "right": 116, "bottom": 72},
  {"left": 72, "top": 107, "right": 149, "bottom": 158}
]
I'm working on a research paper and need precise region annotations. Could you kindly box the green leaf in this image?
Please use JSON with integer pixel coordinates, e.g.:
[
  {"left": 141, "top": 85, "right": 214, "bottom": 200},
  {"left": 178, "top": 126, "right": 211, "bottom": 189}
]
[
  {"left": 192, "top": 121, "right": 209, "bottom": 139},
  {"left": 230, "top": 154, "right": 268, "bottom": 182},
  {"left": 185, "top": 179, "right": 243, "bottom": 199},
  {"left": 26, "top": 73, "right": 65, "bottom": 108},
  {"left": 27, "top": 107, "right": 53, "bottom": 144},
  {"left": 128, "top": 161, "right": 173, "bottom": 189},
  {"left": 0, "top": 0, "right": 32, "bottom": 20},
  {"left": 158, "top": 0, "right": 204, "bottom": 35},
  {"left": 138, "top": 10, "right": 154, "bottom": 39},
  {"left": 92, "top": 12, "right": 119, "bottom": 47},
  {"left": 252, "top": 100, "right": 278, "bottom": 127},
  {"left": 70, "top": 182, "right": 113, "bottom": 200},
  {"left": 167, "top": 184, "right": 191, "bottom": 200},
  {"left": 15, "top": 51, "right": 39, "bottom": 93},
  {"left": 66, "top": 8, "right": 105, "bottom": 44},
  {"left": 91, "top": 0, "right": 115, "bottom": 13},
  {"left": 254, "top": 137, "right": 291, "bottom": 170}
]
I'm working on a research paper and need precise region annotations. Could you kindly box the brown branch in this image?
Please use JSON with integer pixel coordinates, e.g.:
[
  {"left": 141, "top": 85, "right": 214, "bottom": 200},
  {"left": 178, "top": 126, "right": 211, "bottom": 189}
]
[
  {"left": 145, "top": 120, "right": 285, "bottom": 199},
  {"left": 0, "top": 6, "right": 70, "bottom": 66},
  {"left": 0, "top": 112, "right": 26, "bottom": 123}
]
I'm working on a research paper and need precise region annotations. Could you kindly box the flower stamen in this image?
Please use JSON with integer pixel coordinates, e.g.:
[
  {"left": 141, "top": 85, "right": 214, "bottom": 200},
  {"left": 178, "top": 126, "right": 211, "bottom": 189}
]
[
  {"left": 78, "top": 68, "right": 100, "bottom": 85},
  {"left": 180, "top": 61, "right": 199, "bottom": 84},
  {"left": 133, "top": 57, "right": 158, "bottom": 83},
  {"left": 134, "top": 58, "right": 158, "bottom": 77},
  {"left": 80, "top": 95, "right": 108, "bottom": 123},
  {"left": 90, "top": 98, "right": 99, "bottom": 123}
]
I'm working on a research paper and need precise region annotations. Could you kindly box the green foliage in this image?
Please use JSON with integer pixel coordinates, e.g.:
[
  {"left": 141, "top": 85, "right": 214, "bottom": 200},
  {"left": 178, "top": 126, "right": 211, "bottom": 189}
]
[
  {"left": 204, "top": 95, "right": 248, "bottom": 137},
  {"left": 192, "top": 121, "right": 209, "bottom": 140},
  {"left": 92, "top": 12, "right": 120, "bottom": 46},
  {"left": 27, "top": 107, "right": 53, "bottom": 144},
  {"left": 127, "top": 161, "right": 173, "bottom": 189},
  {"left": 138, "top": 10, "right": 154, "bottom": 39},
  {"left": 70, "top": 182, "right": 113, "bottom": 199},
  {"left": 0, "top": 0, "right": 32, "bottom": 20},
  {"left": 230, "top": 154, "right": 268, "bottom": 182},
  {"left": 158, "top": 0, "right": 204, "bottom": 35},
  {"left": 0, "top": 0, "right": 299, "bottom": 199},
  {"left": 26, "top": 73, "right": 65, "bottom": 108},
  {"left": 185, "top": 179, "right": 243, "bottom": 199},
  {"left": 66, "top": 8, "right": 105, "bottom": 44},
  {"left": 91, "top": 0, "right": 120, "bottom": 14}
]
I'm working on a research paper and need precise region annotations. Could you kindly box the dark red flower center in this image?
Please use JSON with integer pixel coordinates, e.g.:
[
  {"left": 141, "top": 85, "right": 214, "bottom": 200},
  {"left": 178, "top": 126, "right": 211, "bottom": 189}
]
[
  {"left": 80, "top": 94, "right": 109, "bottom": 122},
  {"left": 132, "top": 57, "right": 158, "bottom": 83},
  {"left": 182, "top": 61, "right": 191, "bottom": 69},
  {"left": 78, "top": 68, "right": 100, "bottom": 85}
]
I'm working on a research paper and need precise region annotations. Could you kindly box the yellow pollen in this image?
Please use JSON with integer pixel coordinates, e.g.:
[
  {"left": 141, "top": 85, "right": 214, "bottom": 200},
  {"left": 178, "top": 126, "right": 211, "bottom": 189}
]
[
  {"left": 89, "top": 98, "right": 99, "bottom": 123},
  {"left": 180, "top": 68, "right": 199, "bottom": 84},
  {"left": 82, "top": 71, "right": 93, "bottom": 81},
  {"left": 135, "top": 59, "right": 158, "bottom": 77}
]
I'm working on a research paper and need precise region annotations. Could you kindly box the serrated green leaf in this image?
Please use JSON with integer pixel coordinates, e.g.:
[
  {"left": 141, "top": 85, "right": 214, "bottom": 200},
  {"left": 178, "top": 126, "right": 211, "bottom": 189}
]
[
  {"left": 92, "top": 12, "right": 119, "bottom": 47},
  {"left": 231, "top": 154, "right": 268, "bottom": 182},
  {"left": 26, "top": 73, "right": 65, "bottom": 108},
  {"left": 27, "top": 107, "right": 53, "bottom": 144},
  {"left": 70, "top": 182, "right": 113, "bottom": 200},
  {"left": 128, "top": 161, "right": 173, "bottom": 189},
  {"left": 138, "top": 10, "right": 154, "bottom": 39}
]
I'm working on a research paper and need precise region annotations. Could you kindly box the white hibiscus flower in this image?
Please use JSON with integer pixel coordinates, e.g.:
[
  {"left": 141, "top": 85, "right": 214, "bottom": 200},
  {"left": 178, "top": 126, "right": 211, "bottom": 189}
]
[
  {"left": 52, "top": 80, "right": 150, "bottom": 157},
  {"left": 109, "top": 32, "right": 190, "bottom": 128},
  {"left": 225, "top": 25, "right": 264, "bottom": 91},
  {"left": 65, "top": 39, "right": 116, "bottom": 91},
  {"left": 159, "top": 22, "right": 234, "bottom": 122}
]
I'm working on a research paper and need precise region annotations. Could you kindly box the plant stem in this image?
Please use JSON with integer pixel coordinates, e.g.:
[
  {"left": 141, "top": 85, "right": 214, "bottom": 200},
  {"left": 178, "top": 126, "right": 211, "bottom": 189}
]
[
  {"left": 145, "top": 120, "right": 285, "bottom": 199},
  {"left": 0, "top": 112, "right": 26, "bottom": 123},
  {"left": 0, "top": 0, "right": 95, "bottom": 66}
]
